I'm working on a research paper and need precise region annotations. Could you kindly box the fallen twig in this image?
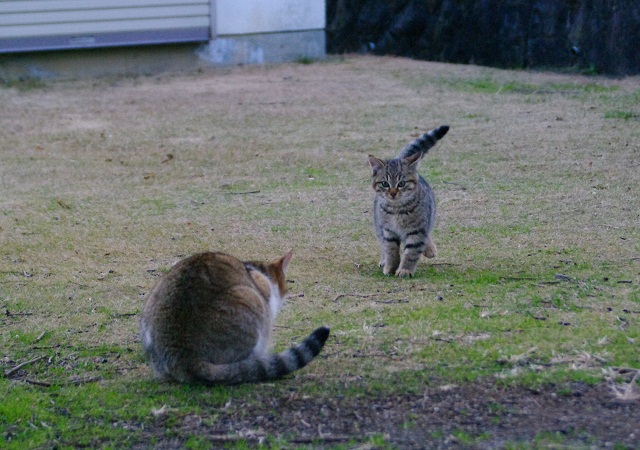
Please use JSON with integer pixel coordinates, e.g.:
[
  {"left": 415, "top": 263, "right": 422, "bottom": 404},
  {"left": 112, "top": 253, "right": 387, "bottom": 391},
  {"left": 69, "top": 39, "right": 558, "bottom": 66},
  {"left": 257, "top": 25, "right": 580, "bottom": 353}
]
[
  {"left": 3, "top": 308, "right": 33, "bottom": 317},
  {"left": 351, "top": 352, "right": 392, "bottom": 358},
  {"left": 555, "top": 274, "right": 571, "bottom": 282},
  {"left": 499, "top": 276, "right": 537, "bottom": 282},
  {"left": 226, "top": 190, "right": 261, "bottom": 195},
  {"left": 34, "top": 331, "right": 47, "bottom": 343},
  {"left": 4, "top": 355, "right": 46, "bottom": 378},
  {"left": 32, "top": 344, "right": 61, "bottom": 350},
  {"left": 207, "top": 435, "right": 264, "bottom": 443},
  {"left": 290, "top": 435, "right": 360, "bottom": 444},
  {"left": 610, "top": 367, "right": 640, "bottom": 376},
  {"left": 373, "top": 299, "right": 409, "bottom": 304},
  {"left": 25, "top": 379, "right": 52, "bottom": 387},
  {"left": 590, "top": 353, "right": 608, "bottom": 364},
  {"left": 333, "top": 293, "right": 377, "bottom": 302},
  {"left": 109, "top": 312, "right": 138, "bottom": 318},
  {"left": 68, "top": 376, "right": 102, "bottom": 385}
]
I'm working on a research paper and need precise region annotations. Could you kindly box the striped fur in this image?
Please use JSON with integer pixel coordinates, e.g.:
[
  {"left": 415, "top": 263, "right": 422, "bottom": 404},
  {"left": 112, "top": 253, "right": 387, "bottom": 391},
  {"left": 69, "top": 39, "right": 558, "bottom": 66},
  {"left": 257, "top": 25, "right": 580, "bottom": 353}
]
[
  {"left": 397, "top": 125, "right": 450, "bottom": 160},
  {"left": 139, "top": 251, "right": 329, "bottom": 384},
  {"left": 184, "top": 326, "right": 329, "bottom": 384},
  {"left": 368, "top": 125, "right": 449, "bottom": 277}
]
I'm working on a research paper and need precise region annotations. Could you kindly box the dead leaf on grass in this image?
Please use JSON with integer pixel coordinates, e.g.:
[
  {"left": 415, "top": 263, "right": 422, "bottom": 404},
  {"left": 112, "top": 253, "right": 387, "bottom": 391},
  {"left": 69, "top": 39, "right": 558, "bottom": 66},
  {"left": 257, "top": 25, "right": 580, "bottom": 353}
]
[
  {"left": 151, "top": 404, "right": 175, "bottom": 419},
  {"left": 55, "top": 198, "right": 71, "bottom": 209},
  {"left": 463, "top": 333, "right": 491, "bottom": 344},
  {"left": 605, "top": 368, "right": 640, "bottom": 401},
  {"left": 550, "top": 351, "right": 608, "bottom": 370}
]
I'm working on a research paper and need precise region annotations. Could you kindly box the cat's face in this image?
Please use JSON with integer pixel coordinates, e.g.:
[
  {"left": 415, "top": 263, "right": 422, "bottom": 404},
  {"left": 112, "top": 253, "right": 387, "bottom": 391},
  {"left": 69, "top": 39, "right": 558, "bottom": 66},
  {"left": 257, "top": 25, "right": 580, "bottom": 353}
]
[{"left": 368, "top": 155, "right": 420, "bottom": 201}]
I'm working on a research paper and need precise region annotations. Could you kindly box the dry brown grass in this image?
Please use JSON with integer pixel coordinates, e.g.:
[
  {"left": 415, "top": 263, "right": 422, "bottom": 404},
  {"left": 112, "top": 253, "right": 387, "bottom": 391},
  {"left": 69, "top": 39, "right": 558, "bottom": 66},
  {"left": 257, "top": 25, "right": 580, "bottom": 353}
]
[{"left": 1, "top": 55, "right": 639, "bottom": 448}]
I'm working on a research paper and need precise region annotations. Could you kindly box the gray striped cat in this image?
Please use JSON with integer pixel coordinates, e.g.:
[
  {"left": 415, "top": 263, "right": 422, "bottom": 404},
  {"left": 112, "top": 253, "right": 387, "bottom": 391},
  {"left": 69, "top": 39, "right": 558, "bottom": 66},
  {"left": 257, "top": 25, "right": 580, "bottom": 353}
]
[
  {"left": 139, "top": 250, "right": 329, "bottom": 384},
  {"left": 368, "top": 125, "right": 449, "bottom": 277}
]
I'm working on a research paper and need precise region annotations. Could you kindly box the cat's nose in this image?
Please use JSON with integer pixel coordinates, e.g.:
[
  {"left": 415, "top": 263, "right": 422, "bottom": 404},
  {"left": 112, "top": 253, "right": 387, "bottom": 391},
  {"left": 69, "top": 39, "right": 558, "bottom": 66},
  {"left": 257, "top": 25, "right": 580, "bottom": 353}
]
[{"left": 389, "top": 189, "right": 398, "bottom": 198}]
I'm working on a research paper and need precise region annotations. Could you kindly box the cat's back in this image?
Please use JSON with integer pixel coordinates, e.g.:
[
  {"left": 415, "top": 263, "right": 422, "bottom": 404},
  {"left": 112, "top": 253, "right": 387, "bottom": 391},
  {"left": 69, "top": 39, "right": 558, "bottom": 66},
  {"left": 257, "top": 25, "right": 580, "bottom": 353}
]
[
  {"left": 140, "top": 251, "right": 266, "bottom": 362},
  {"left": 142, "top": 251, "right": 255, "bottom": 318},
  {"left": 169, "top": 251, "right": 249, "bottom": 292}
]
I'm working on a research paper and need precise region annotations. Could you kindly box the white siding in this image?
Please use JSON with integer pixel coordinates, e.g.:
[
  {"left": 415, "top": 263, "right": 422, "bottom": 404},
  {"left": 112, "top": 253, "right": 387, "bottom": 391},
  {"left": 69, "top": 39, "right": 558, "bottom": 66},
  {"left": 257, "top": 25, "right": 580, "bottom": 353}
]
[
  {"left": 1, "top": 0, "right": 328, "bottom": 54},
  {"left": 215, "top": 0, "right": 325, "bottom": 36},
  {"left": 0, "top": 0, "right": 211, "bottom": 52}
]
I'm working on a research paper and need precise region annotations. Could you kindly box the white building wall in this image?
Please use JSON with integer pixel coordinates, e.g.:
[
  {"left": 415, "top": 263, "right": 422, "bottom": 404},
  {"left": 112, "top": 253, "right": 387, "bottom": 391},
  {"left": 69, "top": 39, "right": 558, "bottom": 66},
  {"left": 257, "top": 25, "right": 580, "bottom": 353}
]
[
  {"left": 215, "top": 0, "right": 325, "bottom": 36},
  {"left": 0, "top": 0, "right": 326, "bottom": 70}
]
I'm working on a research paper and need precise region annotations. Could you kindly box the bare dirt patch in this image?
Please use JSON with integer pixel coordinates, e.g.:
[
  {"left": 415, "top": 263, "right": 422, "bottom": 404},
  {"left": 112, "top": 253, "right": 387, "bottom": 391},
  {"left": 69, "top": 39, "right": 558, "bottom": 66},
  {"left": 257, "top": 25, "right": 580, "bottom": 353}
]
[{"left": 135, "top": 379, "right": 640, "bottom": 449}]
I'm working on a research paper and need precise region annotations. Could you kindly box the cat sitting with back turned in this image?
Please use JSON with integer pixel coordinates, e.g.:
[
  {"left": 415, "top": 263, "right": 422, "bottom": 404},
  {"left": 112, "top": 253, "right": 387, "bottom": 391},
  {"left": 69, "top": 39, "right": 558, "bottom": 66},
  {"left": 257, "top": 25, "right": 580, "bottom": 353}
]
[
  {"left": 368, "top": 125, "right": 449, "bottom": 277},
  {"left": 139, "top": 250, "right": 329, "bottom": 384}
]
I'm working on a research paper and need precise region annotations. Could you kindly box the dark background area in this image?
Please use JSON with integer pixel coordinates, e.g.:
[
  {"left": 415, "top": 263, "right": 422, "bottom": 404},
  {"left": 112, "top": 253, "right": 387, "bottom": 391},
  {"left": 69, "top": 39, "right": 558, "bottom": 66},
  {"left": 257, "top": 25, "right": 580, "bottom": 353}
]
[{"left": 326, "top": 0, "right": 640, "bottom": 76}]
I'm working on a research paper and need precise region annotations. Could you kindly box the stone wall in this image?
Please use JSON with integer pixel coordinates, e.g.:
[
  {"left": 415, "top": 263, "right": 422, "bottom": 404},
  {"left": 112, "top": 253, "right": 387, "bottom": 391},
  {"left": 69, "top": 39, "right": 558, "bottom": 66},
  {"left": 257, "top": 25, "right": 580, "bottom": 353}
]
[{"left": 327, "top": 0, "right": 640, "bottom": 75}]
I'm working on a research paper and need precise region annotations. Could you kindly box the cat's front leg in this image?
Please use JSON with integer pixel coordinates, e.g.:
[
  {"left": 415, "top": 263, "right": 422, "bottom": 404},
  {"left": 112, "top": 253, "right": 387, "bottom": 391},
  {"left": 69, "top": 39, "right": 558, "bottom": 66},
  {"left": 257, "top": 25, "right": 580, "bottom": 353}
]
[
  {"left": 379, "top": 235, "right": 401, "bottom": 275},
  {"left": 396, "top": 241, "right": 426, "bottom": 277}
]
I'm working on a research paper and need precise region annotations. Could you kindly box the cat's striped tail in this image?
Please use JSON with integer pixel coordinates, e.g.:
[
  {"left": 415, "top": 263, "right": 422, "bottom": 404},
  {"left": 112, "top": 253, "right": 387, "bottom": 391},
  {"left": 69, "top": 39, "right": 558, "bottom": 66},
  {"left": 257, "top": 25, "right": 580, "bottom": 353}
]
[
  {"left": 189, "top": 326, "right": 330, "bottom": 385},
  {"left": 396, "top": 125, "right": 449, "bottom": 160}
]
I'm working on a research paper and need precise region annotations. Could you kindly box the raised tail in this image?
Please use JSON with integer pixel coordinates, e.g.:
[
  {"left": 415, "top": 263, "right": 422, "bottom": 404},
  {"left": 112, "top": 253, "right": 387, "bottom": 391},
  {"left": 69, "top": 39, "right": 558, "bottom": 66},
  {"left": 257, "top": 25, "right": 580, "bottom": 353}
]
[
  {"left": 188, "top": 326, "right": 330, "bottom": 385},
  {"left": 396, "top": 125, "right": 449, "bottom": 160}
]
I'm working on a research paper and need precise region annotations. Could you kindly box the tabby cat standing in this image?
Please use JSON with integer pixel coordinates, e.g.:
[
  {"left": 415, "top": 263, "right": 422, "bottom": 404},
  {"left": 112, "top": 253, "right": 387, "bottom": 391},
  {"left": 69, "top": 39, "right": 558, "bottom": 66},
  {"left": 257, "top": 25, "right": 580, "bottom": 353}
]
[{"left": 368, "top": 125, "right": 449, "bottom": 277}]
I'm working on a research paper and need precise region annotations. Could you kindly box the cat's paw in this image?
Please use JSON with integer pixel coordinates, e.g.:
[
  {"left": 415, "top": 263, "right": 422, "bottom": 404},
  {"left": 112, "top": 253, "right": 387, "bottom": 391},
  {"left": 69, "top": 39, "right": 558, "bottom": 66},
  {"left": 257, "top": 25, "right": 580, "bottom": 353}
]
[
  {"left": 395, "top": 268, "right": 414, "bottom": 278},
  {"left": 382, "top": 264, "right": 398, "bottom": 276},
  {"left": 423, "top": 241, "right": 437, "bottom": 259}
]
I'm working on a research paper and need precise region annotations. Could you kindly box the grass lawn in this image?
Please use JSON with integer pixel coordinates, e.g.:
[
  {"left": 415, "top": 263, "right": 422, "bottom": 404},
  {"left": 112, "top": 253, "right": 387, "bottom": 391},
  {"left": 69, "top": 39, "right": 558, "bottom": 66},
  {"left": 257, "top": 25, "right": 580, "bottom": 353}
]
[{"left": 1, "top": 55, "right": 639, "bottom": 448}]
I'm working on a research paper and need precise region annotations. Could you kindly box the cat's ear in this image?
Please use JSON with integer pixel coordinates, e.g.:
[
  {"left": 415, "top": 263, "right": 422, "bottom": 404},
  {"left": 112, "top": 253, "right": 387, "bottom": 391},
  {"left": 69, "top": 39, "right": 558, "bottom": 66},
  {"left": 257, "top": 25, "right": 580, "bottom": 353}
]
[
  {"left": 404, "top": 151, "right": 423, "bottom": 168},
  {"left": 368, "top": 155, "right": 385, "bottom": 176},
  {"left": 276, "top": 249, "right": 293, "bottom": 272}
]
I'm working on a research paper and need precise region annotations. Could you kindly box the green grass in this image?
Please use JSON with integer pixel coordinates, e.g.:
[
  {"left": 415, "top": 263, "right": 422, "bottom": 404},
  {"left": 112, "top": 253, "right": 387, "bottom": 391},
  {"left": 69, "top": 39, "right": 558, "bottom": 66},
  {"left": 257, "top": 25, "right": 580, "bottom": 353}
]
[
  {"left": 1, "top": 55, "right": 639, "bottom": 448},
  {"left": 0, "top": 76, "right": 48, "bottom": 91},
  {"left": 295, "top": 56, "right": 316, "bottom": 65},
  {"left": 412, "top": 75, "right": 620, "bottom": 97},
  {"left": 605, "top": 110, "right": 638, "bottom": 120}
]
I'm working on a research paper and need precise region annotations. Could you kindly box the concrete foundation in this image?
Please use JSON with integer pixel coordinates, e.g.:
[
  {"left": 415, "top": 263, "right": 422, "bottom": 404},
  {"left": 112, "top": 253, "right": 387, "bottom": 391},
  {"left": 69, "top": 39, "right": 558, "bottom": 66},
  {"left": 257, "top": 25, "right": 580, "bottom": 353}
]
[
  {"left": 198, "top": 30, "right": 326, "bottom": 65},
  {"left": 0, "top": 30, "right": 326, "bottom": 81},
  {"left": 0, "top": 43, "right": 205, "bottom": 81}
]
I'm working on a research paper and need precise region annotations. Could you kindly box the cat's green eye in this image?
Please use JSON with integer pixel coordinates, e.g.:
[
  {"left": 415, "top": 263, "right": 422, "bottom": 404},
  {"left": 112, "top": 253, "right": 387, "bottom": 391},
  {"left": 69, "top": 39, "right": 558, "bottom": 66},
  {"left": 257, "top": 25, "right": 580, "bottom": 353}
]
[
  {"left": 397, "top": 181, "right": 406, "bottom": 188},
  {"left": 380, "top": 181, "right": 390, "bottom": 188}
]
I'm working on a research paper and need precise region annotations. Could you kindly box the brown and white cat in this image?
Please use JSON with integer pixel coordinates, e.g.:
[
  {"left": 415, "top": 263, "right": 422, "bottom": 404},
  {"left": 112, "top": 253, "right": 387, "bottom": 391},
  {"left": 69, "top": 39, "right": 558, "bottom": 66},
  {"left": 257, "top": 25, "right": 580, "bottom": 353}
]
[
  {"left": 139, "top": 250, "right": 329, "bottom": 384},
  {"left": 368, "top": 125, "right": 449, "bottom": 277}
]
